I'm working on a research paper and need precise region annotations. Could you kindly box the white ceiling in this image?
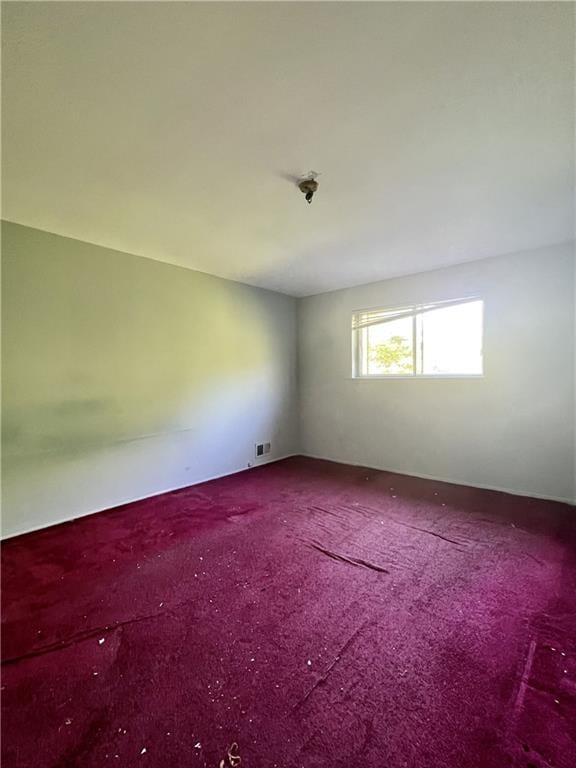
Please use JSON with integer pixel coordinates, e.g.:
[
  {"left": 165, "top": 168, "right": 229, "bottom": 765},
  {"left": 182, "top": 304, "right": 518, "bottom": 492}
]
[{"left": 2, "top": 2, "right": 574, "bottom": 296}]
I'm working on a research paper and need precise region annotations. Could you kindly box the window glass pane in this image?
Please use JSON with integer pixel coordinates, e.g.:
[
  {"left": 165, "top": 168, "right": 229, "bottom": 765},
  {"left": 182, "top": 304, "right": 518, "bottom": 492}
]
[
  {"left": 364, "top": 316, "right": 414, "bottom": 375},
  {"left": 421, "top": 300, "right": 483, "bottom": 375}
]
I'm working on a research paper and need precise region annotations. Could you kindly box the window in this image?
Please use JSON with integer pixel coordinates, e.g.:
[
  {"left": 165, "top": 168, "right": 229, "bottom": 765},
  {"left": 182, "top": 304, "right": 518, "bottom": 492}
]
[{"left": 352, "top": 298, "right": 483, "bottom": 378}]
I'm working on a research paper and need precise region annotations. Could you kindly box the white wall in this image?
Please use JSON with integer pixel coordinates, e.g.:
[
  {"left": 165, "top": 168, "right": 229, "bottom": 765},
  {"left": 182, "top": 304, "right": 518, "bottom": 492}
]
[
  {"left": 299, "top": 243, "right": 575, "bottom": 503},
  {"left": 3, "top": 227, "right": 574, "bottom": 541},
  {"left": 2, "top": 223, "right": 299, "bottom": 537}
]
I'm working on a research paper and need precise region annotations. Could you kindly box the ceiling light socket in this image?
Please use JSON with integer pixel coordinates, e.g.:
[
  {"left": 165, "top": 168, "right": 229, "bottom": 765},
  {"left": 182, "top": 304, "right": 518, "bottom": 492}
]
[{"left": 298, "top": 172, "right": 319, "bottom": 204}]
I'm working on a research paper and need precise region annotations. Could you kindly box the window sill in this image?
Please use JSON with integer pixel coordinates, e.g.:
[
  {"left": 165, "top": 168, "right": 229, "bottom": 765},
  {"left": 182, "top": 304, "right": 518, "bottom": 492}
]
[{"left": 349, "top": 374, "right": 485, "bottom": 380}]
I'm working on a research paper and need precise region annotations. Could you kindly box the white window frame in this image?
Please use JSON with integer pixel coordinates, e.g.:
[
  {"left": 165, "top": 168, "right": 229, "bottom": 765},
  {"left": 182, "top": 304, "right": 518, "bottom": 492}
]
[{"left": 352, "top": 296, "right": 484, "bottom": 379}]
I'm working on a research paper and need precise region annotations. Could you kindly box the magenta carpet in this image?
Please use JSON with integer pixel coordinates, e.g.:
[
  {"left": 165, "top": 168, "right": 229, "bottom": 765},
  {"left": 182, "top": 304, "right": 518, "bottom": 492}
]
[{"left": 2, "top": 457, "right": 575, "bottom": 767}]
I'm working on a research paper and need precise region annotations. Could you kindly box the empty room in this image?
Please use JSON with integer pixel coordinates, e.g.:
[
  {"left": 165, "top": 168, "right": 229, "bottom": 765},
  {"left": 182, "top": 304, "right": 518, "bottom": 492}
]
[{"left": 1, "top": 2, "right": 575, "bottom": 767}]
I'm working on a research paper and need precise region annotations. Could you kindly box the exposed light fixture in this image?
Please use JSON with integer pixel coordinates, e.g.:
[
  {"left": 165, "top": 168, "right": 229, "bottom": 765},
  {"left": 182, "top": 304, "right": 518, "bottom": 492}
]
[{"left": 298, "top": 171, "right": 319, "bottom": 204}]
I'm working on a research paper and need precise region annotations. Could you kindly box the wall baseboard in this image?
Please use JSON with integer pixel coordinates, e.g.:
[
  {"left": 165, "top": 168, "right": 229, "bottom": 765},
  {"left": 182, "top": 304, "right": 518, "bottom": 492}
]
[
  {"left": 301, "top": 452, "right": 575, "bottom": 506},
  {"left": 1, "top": 453, "right": 298, "bottom": 541},
  {"left": 3, "top": 450, "right": 572, "bottom": 541}
]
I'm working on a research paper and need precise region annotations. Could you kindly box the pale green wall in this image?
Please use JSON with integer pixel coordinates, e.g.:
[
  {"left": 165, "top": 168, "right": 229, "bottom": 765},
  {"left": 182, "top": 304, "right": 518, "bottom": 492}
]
[{"left": 1, "top": 222, "right": 298, "bottom": 537}]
